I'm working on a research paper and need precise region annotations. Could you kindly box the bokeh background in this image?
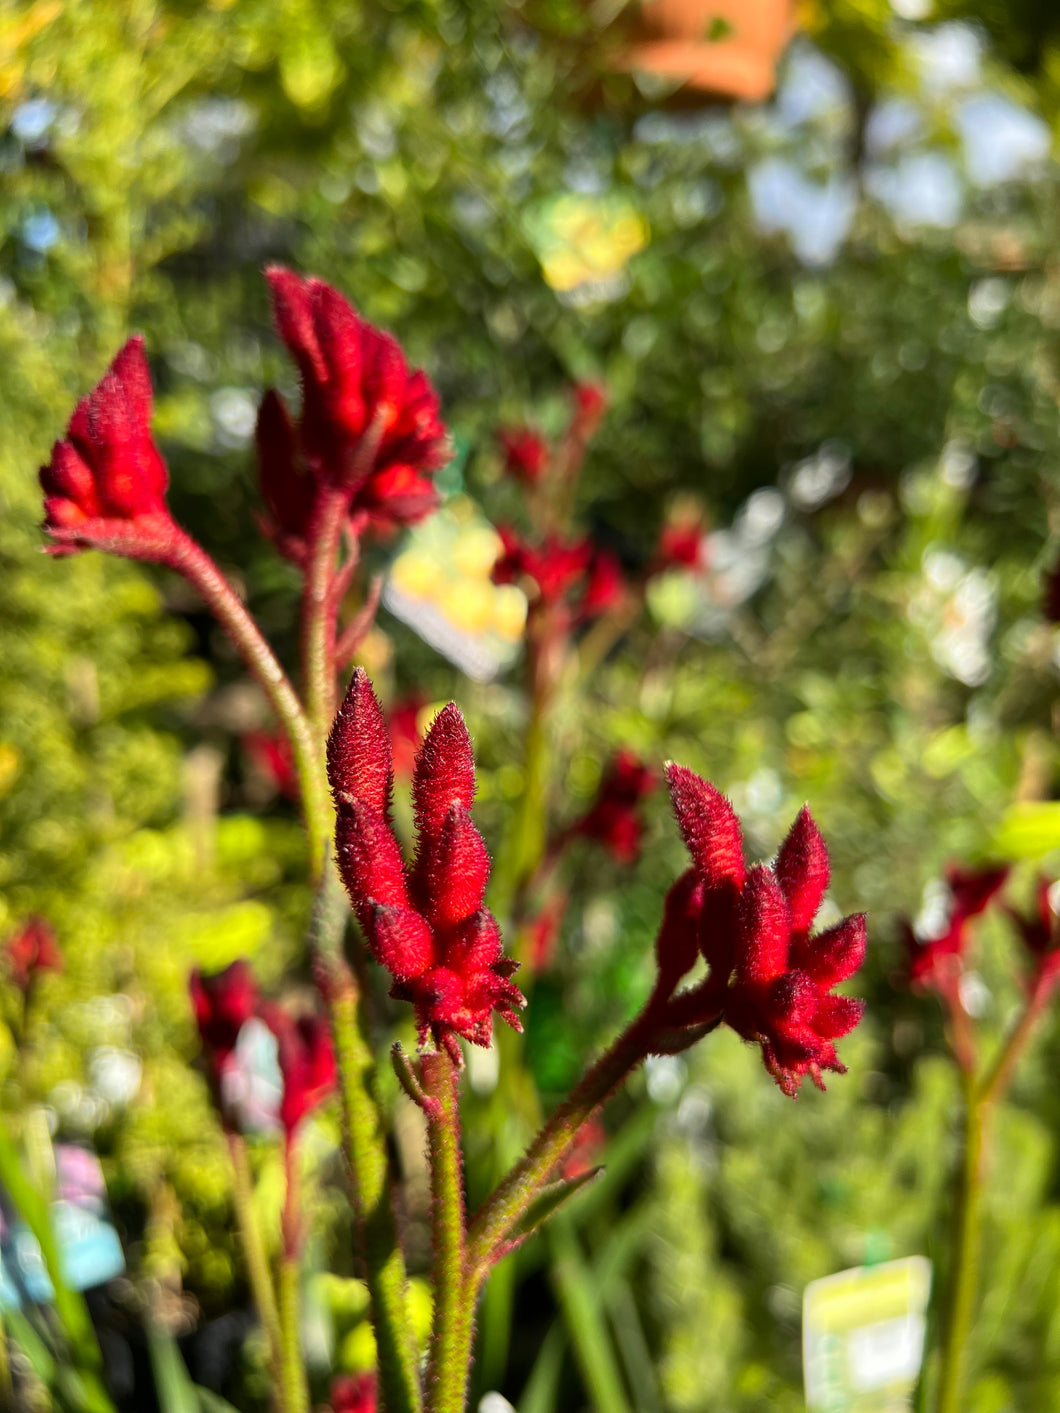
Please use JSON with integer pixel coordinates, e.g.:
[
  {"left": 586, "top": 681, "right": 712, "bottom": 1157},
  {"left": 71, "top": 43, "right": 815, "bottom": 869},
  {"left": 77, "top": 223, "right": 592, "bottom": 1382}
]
[{"left": 4, "top": 1, "right": 1060, "bottom": 1409}]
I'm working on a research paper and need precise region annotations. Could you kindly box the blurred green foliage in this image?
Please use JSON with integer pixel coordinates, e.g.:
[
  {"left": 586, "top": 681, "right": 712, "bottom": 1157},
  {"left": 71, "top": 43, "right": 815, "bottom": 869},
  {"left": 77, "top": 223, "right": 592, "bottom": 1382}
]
[{"left": 4, "top": 0, "right": 1060, "bottom": 1409}]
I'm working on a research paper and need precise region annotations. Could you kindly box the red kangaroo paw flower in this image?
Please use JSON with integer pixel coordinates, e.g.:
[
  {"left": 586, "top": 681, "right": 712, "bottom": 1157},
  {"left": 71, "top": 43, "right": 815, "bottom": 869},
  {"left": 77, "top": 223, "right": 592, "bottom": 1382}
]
[
  {"left": 327, "top": 676, "right": 524, "bottom": 1053},
  {"left": 903, "top": 862, "right": 1008, "bottom": 992},
  {"left": 491, "top": 526, "right": 593, "bottom": 606},
  {"left": 189, "top": 959, "right": 259, "bottom": 1090},
  {"left": 5, "top": 917, "right": 63, "bottom": 990},
  {"left": 266, "top": 267, "right": 448, "bottom": 493},
  {"left": 40, "top": 337, "right": 173, "bottom": 554},
  {"left": 654, "top": 513, "right": 706, "bottom": 572},
  {"left": 256, "top": 388, "right": 314, "bottom": 563},
  {"left": 329, "top": 1372, "right": 377, "bottom": 1413},
  {"left": 775, "top": 806, "right": 830, "bottom": 937},
  {"left": 498, "top": 427, "right": 550, "bottom": 485},
  {"left": 243, "top": 727, "right": 299, "bottom": 801},
  {"left": 260, "top": 1005, "right": 337, "bottom": 1137},
  {"left": 579, "top": 548, "right": 627, "bottom": 621},
  {"left": 573, "top": 749, "right": 656, "bottom": 864},
  {"left": 660, "top": 765, "right": 866, "bottom": 1096}
]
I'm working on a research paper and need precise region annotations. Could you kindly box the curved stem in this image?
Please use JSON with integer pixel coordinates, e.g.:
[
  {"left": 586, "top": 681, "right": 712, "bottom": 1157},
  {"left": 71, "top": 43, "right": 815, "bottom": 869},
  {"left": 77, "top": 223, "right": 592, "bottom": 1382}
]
[
  {"left": 979, "top": 969, "right": 1059, "bottom": 1110},
  {"left": 466, "top": 1012, "right": 656, "bottom": 1282},
  {"left": 423, "top": 1050, "right": 474, "bottom": 1413},
  {"left": 227, "top": 1134, "right": 283, "bottom": 1390},
  {"left": 277, "top": 1138, "right": 309, "bottom": 1413},
  {"left": 165, "top": 528, "right": 331, "bottom": 880}
]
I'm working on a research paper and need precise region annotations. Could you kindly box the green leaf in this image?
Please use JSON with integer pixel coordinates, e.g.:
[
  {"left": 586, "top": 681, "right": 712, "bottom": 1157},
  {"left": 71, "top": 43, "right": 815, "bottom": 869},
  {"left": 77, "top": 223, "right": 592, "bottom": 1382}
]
[
  {"left": 510, "top": 1166, "right": 603, "bottom": 1243},
  {"left": 993, "top": 802, "right": 1060, "bottom": 860}
]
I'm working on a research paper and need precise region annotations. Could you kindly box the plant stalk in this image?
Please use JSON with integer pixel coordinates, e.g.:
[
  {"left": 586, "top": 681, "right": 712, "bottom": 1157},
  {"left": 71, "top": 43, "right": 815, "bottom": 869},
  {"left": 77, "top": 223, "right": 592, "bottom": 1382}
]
[
  {"left": 227, "top": 1134, "right": 283, "bottom": 1389},
  {"left": 423, "top": 1050, "right": 474, "bottom": 1413},
  {"left": 301, "top": 485, "right": 354, "bottom": 745},
  {"left": 935, "top": 1079, "right": 985, "bottom": 1413}
]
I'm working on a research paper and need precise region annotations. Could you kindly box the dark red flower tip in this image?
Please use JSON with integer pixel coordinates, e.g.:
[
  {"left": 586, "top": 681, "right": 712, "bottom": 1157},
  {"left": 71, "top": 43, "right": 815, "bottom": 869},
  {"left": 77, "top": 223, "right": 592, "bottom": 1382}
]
[
  {"left": 260, "top": 1004, "right": 337, "bottom": 1137},
  {"left": 189, "top": 960, "right": 259, "bottom": 1080},
  {"left": 5, "top": 917, "right": 63, "bottom": 990},
  {"left": 327, "top": 678, "right": 524, "bottom": 1051},
  {"left": 1007, "top": 876, "right": 1056, "bottom": 958},
  {"left": 328, "top": 668, "right": 394, "bottom": 818},
  {"left": 328, "top": 1372, "right": 377, "bottom": 1413},
  {"left": 40, "top": 337, "right": 171, "bottom": 553},
  {"left": 498, "top": 427, "right": 550, "bottom": 485},
  {"left": 573, "top": 749, "right": 656, "bottom": 864},
  {"left": 256, "top": 389, "right": 313, "bottom": 564},
  {"left": 946, "top": 863, "right": 1009, "bottom": 925},
  {"left": 665, "top": 765, "right": 746, "bottom": 891},
  {"left": 265, "top": 267, "right": 449, "bottom": 492},
  {"left": 411, "top": 703, "right": 476, "bottom": 841},
  {"left": 775, "top": 807, "right": 830, "bottom": 937}
]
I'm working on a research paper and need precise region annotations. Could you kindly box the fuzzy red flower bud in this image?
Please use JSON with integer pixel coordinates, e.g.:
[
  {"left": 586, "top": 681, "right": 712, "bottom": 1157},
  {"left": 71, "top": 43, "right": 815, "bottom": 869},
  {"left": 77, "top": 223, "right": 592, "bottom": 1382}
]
[
  {"left": 256, "top": 389, "right": 313, "bottom": 564},
  {"left": 189, "top": 960, "right": 259, "bottom": 1094},
  {"left": 904, "top": 862, "right": 1008, "bottom": 991},
  {"left": 573, "top": 750, "right": 656, "bottom": 864},
  {"left": 498, "top": 428, "right": 550, "bottom": 485},
  {"left": 260, "top": 1004, "right": 337, "bottom": 1137},
  {"left": 5, "top": 917, "right": 63, "bottom": 990},
  {"left": 40, "top": 337, "right": 172, "bottom": 555},
  {"left": 654, "top": 869, "right": 705, "bottom": 993},
  {"left": 266, "top": 267, "right": 449, "bottom": 495},
  {"left": 328, "top": 672, "right": 523, "bottom": 1053}
]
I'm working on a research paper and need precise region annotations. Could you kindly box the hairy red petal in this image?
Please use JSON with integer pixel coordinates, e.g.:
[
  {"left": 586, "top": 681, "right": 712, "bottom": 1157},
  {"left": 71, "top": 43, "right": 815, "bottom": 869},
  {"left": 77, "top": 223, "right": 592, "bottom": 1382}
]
[
  {"left": 791, "top": 913, "right": 867, "bottom": 988},
  {"left": 412, "top": 702, "right": 476, "bottom": 839},
  {"left": 812, "top": 992, "right": 864, "bottom": 1040},
  {"left": 334, "top": 799, "right": 408, "bottom": 922},
  {"left": 328, "top": 668, "right": 394, "bottom": 817},
  {"left": 369, "top": 904, "right": 435, "bottom": 980},
  {"left": 666, "top": 764, "right": 746, "bottom": 890},
  {"left": 735, "top": 865, "right": 791, "bottom": 984},
  {"left": 654, "top": 868, "right": 705, "bottom": 992},
  {"left": 417, "top": 804, "right": 490, "bottom": 929},
  {"left": 775, "top": 806, "right": 830, "bottom": 935}
]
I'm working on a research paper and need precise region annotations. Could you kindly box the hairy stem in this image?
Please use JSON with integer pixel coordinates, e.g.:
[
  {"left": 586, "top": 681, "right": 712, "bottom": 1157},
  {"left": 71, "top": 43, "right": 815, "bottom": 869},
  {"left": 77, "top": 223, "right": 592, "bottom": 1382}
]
[
  {"left": 467, "top": 1013, "right": 656, "bottom": 1281},
  {"left": 277, "top": 1252, "right": 308, "bottom": 1413},
  {"left": 313, "top": 871, "right": 423, "bottom": 1413},
  {"left": 423, "top": 1050, "right": 474, "bottom": 1413},
  {"left": 227, "top": 1134, "right": 283, "bottom": 1389},
  {"left": 165, "top": 529, "right": 330, "bottom": 879},
  {"left": 979, "top": 969, "right": 1059, "bottom": 1110},
  {"left": 301, "top": 485, "right": 353, "bottom": 746}
]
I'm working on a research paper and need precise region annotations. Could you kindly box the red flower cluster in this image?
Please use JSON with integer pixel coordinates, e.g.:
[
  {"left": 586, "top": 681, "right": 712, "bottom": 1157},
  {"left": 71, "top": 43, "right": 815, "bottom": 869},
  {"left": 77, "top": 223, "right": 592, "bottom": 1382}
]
[
  {"left": 492, "top": 526, "right": 624, "bottom": 620},
  {"left": 260, "top": 269, "right": 449, "bottom": 558},
  {"left": 328, "top": 669, "right": 524, "bottom": 1059},
  {"left": 5, "top": 917, "right": 63, "bottom": 990},
  {"left": 260, "top": 1004, "right": 339, "bottom": 1138},
  {"left": 658, "top": 767, "right": 866, "bottom": 1096},
  {"left": 902, "top": 863, "right": 1009, "bottom": 992},
  {"left": 571, "top": 750, "right": 656, "bottom": 864},
  {"left": 40, "top": 338, "right": 172, "bottom": 555},
  {"left": 189, "top": 960, "right": 336, "bottom": 1136}
]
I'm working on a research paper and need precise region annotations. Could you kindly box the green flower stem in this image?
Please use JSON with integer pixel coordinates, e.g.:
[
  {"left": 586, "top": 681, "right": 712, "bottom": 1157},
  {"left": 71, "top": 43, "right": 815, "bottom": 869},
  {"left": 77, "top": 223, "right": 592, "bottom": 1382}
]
[
  {"left": 313, "top": 870, "right": 423, "bottom": 1413},
  {"left": 935, "top": 968, "right": 1059, "bottom": 1413},
  {"left": 300, "top": 484, "right": 354, "bottom": 746},
  {"left": 935, "top": 1077, "right": 985, "bottom": 1413},
  {"left": 277, "top": 1138, "right": 309, "bottom": 1413},
  {"left": 166, "top": 528, "right": 330, "bottom": 880},
  {"left": 466, "top": 1012, "right": 655, "bottom": 1282},
  {"left": 422, "top": 1050, "right": 474, "bottom": 1413},
  {"left": 226, "top": 1134, "right": 283, "bottom": 1391}
]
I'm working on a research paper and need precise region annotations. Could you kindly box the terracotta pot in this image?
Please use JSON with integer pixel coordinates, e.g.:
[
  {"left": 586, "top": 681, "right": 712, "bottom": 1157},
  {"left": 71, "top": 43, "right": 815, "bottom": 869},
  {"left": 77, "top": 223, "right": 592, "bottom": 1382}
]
[{"left": 616, "top": 0, "right": 796, "bottom": 103}]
